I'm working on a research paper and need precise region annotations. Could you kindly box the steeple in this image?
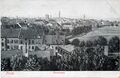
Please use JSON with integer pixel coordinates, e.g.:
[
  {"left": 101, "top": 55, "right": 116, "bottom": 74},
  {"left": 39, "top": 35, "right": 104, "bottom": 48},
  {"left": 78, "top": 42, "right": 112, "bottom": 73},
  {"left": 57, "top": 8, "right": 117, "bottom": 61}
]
[
  {"left": 59, "top": 11, "right": 61, "bottom": 18},
  {"left": 83, "top": 14, "right": 85, "bottom": 20}
]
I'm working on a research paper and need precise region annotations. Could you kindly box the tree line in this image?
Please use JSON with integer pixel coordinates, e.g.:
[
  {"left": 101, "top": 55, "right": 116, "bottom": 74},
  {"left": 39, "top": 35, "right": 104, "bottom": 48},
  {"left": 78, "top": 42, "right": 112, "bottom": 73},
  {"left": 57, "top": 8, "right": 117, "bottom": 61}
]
[{"left": 67, "top": 36, "right": 120, "bottom": 53}]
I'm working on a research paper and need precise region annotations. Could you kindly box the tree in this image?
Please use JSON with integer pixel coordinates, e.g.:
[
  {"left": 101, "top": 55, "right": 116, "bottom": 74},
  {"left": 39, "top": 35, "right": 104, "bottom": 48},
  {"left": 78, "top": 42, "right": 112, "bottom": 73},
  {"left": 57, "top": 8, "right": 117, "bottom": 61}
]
[
  {"left": 93, "top": 39, "right": 98, "bottom": 46},
  {"left": 71, "top": 39, "right": 80, "bottom": 46},
  {"left": 97, "top": 36, "right": 107, "bottom": 46},
  {"left": 1, "top": 58, "right": 12, "bottom": 71},
  {"left": 79, "top": 41, "right": 85, "bottom": 47},
  {"left": 85, "top": 40, "right": 93, "bottom": 47},
  {"left": 108, "top": 36, "right": 120, "bottom": 53},
  {"left": 1, "top": 17, "right": 10, "bottom": 25}
]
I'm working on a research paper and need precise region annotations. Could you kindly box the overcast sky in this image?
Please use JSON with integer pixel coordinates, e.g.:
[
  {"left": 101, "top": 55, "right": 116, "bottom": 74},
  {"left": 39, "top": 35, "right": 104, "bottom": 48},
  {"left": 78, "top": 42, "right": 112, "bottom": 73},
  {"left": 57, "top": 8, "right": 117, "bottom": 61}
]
[{"left": 0, "top": 0, "right": 120, "bottom": 20}]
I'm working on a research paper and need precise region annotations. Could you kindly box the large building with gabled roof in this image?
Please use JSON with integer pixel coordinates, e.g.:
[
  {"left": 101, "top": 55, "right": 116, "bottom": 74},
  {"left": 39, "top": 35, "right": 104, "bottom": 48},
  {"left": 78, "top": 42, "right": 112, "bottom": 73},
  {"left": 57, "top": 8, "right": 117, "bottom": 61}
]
[{"left": 1, "top": 25, "right": 44, "bottom": 56}]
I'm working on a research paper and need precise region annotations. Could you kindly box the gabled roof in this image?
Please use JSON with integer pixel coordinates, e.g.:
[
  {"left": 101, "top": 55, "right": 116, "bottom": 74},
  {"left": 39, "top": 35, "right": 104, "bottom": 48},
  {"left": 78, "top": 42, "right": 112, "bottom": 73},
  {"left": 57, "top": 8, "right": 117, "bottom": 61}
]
[
  {"left": 18, "top": 22, "right": 29, "bottom": 27},
  {"left": 19, "top": 27, "right": 44, "bottom": 39},
  {"left": 58, "top": 45, "right": 74, "bottom": 52},
  {"left": 1, "top": 29, "right": 20, "bottom": 38},
  {"left": 1, "top": 27, "right": 44, "bottom": 39}
]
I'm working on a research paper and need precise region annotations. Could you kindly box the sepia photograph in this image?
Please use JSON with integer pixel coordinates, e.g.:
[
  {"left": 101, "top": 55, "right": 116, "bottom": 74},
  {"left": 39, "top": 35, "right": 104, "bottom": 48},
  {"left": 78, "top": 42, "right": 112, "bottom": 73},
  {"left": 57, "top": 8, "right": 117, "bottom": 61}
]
[{"left": 0, "top": 0, "right": 120, "bottom": 72}]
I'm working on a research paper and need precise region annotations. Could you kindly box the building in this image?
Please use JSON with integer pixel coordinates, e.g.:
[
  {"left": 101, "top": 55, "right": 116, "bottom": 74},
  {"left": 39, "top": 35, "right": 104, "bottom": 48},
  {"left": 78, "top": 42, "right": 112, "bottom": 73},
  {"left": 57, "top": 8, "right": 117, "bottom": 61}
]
[
  {"left": 1, "top": 25, "right": 44, "bottom": 56},
  {"left": 1, "top": 21, "right": 66, "bottom": 56},
  {"left": 62, "top": 22, "right": 74, "bottom": 31},
  {"left": 57, "top": 45, "right": 74, "bottom": 62},
  {"left": 1, "top": 38, "right": 6, "bottom": 51},
  {"left": 1, "top": 29, "right": 20, "bottom": 51},
  {"left": 45, "top": 35, "right": 65, "bottom": 45}
]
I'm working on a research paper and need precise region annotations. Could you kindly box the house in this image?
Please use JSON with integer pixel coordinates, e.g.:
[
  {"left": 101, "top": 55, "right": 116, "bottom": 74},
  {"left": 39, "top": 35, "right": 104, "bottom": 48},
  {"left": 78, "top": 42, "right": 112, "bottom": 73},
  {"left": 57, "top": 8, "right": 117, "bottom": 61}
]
[
  {"left": 19, "top": 27, "right": 44, "bottom": 56},
  {"left": 45, "top": 35, "right": 65, "bottom": 45},
  {"left": 57, "top": 45, "right": 74, "bottom": 62},
  {"left": 1, "top": 26, "right": 44, "bottom": 57},
  {"left": 1, "top": 38, "right": 6, "bottom": 51},
  {"left": 46, "top": 19, "right": 61, "bottom": 29},
  {"left": 1, "top": 21, "right": 66, "bottom": 57},
  {"left": 1, "top": 29, "right": 20, "bottom": 51},
  {"left": 62, "top": 22, "right": 74, "bottom": 31}
]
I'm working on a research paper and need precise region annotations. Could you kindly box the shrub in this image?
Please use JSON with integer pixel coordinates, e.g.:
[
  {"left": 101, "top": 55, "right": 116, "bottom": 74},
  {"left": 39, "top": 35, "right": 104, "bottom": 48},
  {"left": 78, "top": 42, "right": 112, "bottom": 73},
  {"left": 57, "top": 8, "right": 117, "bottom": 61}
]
[{"left": 71, "top": 39, "right": 80, "bottom": 46}]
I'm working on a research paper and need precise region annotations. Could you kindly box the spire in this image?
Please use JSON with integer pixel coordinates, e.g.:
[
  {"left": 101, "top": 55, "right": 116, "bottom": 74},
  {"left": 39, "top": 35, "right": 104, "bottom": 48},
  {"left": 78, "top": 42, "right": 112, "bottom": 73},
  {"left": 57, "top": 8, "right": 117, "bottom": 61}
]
[
  {"left": 59, "top": 11, "right": 61, "bottom": 18},
  {"left": 83, "top": 14, "right": 85, "bottom": 20}
]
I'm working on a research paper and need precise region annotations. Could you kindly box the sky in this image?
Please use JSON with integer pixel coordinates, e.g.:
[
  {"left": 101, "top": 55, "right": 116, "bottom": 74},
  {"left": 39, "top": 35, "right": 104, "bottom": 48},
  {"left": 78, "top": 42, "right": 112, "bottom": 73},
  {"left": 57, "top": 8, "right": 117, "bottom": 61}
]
[{"left": 0, "top": 0, "right": 120, "bottom": 20}]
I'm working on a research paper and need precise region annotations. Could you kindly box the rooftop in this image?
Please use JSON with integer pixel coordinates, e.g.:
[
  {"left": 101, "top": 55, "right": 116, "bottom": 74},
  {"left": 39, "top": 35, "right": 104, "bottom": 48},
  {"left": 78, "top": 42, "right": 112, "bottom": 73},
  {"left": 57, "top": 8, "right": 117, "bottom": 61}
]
[
  {"left": 59, "top": 45, "right": 74, "bottom": 52},
  {"left": 1, "top": 27, "right": 44, "bottom": 39},
  {"left": 1, "top": 29, "right": 20, "bottom": 38}
]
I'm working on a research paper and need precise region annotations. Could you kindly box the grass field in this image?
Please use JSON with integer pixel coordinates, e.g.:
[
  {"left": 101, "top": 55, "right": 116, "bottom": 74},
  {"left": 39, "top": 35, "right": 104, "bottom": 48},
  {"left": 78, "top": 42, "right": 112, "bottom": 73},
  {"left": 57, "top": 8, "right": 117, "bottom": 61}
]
[{"left": 69, "top": 26, "right": 120, "bottom": 41}]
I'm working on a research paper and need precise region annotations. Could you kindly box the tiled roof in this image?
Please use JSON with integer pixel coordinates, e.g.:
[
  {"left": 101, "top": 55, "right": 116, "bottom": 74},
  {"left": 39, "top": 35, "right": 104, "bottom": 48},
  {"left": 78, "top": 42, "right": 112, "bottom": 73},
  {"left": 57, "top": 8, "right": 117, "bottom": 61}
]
[
  {"left": 18, "top": 22, "right": 29, "bottom": 27},
  {"left": 1, "top": 27, "right": 44, "bottom": 39},
  {"left": 19, "top": 27, "right": 43, "bottom": 39},
  {"left": 59, "top": 45, "right": 74, "bottom": 52},
  {"left": 1, "top": 29, "right": 20, "bottom": 38}
]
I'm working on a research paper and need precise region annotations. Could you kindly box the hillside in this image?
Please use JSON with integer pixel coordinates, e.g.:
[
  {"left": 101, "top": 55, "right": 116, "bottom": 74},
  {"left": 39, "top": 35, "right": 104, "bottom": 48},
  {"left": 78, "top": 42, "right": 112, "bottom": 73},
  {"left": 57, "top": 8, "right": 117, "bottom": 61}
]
[{"left": 69, "top": 26, "right": 120, "bottom": 41}]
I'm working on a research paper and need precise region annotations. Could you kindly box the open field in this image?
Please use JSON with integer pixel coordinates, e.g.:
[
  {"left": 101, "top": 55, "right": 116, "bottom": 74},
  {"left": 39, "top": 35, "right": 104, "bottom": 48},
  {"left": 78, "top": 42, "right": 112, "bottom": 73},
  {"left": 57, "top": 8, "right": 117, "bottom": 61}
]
[{"left": 69, "top": 26, "right": 120, "bottom": 41}]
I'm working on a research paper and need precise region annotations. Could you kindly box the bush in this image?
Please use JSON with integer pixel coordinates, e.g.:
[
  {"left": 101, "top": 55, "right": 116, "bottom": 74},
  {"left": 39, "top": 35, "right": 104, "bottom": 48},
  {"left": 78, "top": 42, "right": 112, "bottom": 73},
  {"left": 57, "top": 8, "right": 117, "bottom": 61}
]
[
  {"left": 108, "top": 36, "right": 120, "bottom": 53},
  {"left": 71, "top": 39, "right": 80, "bottom": 46},
  {"left": 97, "top": 36, "right": 107, "bottom": 46},
  {"left": 79, "top": 41, "right": 85, "bottom": 47},
  {"left": 85, "top": 40, "right": 93, "bottom": 47}
]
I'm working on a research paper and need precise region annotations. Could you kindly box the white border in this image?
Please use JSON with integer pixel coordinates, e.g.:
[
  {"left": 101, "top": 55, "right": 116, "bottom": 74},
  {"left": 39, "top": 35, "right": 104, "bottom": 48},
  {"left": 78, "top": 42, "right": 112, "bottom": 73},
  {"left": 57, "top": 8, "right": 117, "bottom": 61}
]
[{"left": 1, "top": 71, "right": 120, "bottom": 78}]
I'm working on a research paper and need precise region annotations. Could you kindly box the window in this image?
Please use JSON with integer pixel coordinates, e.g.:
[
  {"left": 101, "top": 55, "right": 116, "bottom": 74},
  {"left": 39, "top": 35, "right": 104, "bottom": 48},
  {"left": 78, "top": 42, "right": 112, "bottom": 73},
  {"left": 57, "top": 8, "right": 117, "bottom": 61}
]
[
  {"left": 29, "top": 46, "right": 31, "bottom": 49},
  {"left": 2, "top": 39, "right": 4, "bottom": 41},
  {"left": 7, "top": 40, "right": 9, "bottom": 43},
  {"left": 20, "top": 40, "right": 23, "bottom": 44},
  {"left": 1, "top": 42, "right": 4, "bottom": 46},
  {"left": 32, "top": 46, "right": 34, "bottom": 49},
  {"left": 11, "top": 46, "right": 14, "bottom": 49},
  {"left": 7, "top": 45, "right": 10, "bottom": 49},
  {"left": 25, "top": 38, "right": 27, "bottom": 41},
  {"left": 2, "top": 48, "right": 4, "bottom": 51},
  {"left": 14, "top": 45, "right": 18, "bottom": 49},
  {"left": 11, "top": 40, "right": 13, "bottom": 43},
  {"left": 32, "top": 40, "right": 34, "bottom": 44},
  {"left": 14, "top": 40, "right": 18, "bottom": 43},
  {"left": 29, "top": 40, "right": 31, "bottom": 44},
  {"left": 20, "top": 46, "right": 23, "bottom": 50}
]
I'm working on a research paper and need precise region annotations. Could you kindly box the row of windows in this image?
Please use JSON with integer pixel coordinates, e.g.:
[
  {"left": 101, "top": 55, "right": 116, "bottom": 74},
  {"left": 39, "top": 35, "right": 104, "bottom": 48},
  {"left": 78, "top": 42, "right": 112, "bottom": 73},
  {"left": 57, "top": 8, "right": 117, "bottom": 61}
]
[
  {"left": 7, "top": 45, "right": 35, "bottom": 50},
  {"left": 7, "top": 40, "right": 19, "bottom": 44},
  {"left": 1, "top": 42, "right": 4, "bottom": 46},
  {"left": 7, "top": 45, "right": 19, "bottom": 49},
  {"left": 1, "top": 39, "right": 4, "bottom": 41},
  {"left": 28, "top": 40, "right": 35, "bottom": 44},
  {"left": 7, "top": 39, "right": 36, "bottom": 44},
  {"left": 20, "top": 46, "right": 35, "bottom": 50}
]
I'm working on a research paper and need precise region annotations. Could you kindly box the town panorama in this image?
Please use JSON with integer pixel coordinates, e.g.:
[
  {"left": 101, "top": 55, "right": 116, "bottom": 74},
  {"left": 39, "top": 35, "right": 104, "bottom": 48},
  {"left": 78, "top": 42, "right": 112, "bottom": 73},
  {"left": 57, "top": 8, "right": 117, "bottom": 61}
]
[{"left": 1, "top": 15, "right": 120, "bottom": 71}]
